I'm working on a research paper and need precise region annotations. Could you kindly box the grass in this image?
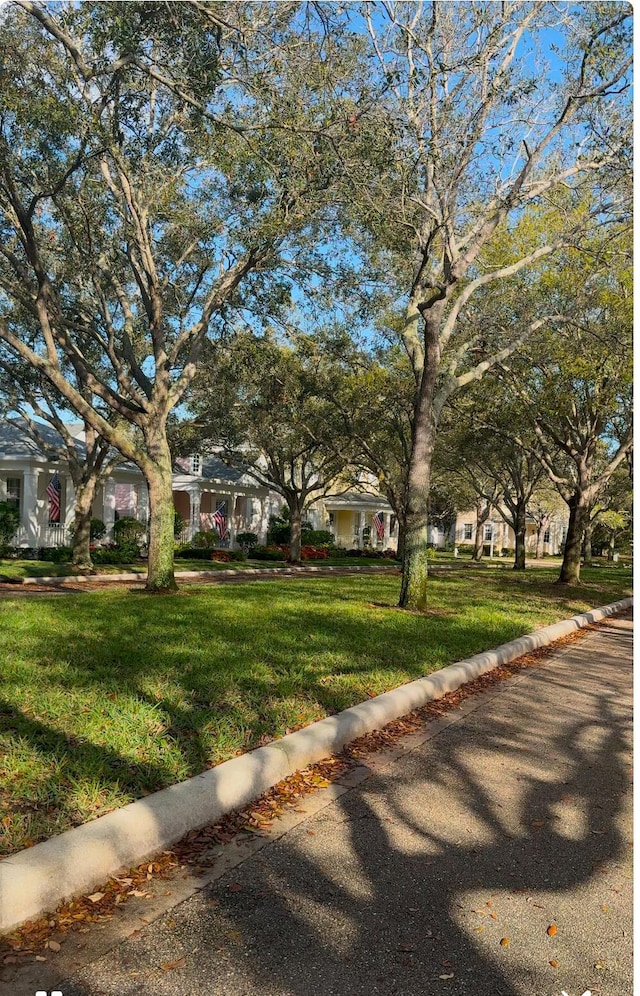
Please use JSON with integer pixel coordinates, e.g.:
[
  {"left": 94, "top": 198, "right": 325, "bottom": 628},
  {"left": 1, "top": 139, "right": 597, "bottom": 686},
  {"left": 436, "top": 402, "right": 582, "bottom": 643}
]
[
  {"left": 0, "top": 555, "right": 395, "bottom": 580},
  {"left": 0, "top": 565, "right": 631, "bottom": 856}
]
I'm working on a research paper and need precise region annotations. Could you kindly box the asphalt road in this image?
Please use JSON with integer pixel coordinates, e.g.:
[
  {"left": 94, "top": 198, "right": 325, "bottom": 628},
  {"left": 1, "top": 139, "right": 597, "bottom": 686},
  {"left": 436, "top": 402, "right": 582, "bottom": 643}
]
[{"left": 9, "top": 613, "right": 632, "bottom": 996}]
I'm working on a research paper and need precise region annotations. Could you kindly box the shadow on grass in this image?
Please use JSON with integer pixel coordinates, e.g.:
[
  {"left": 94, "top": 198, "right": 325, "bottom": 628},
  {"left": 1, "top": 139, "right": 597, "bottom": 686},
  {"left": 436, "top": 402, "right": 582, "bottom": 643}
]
[
  {"left": 0, "top": 572, "right": 631, "bottom": 852},
  {"left": 60, "top": 632, "right": 632, "bottom": 996}
]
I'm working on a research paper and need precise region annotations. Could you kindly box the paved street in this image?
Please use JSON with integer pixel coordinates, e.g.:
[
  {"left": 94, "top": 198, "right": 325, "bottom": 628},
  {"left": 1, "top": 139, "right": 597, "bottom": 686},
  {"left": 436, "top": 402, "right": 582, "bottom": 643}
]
[{"left": 10, "top": 613, "right": 632, "bottom": 996}]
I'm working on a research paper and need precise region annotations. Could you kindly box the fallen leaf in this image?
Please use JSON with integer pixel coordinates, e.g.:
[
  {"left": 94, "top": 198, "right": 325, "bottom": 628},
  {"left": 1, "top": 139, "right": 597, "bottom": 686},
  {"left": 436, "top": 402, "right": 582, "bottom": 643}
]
[
  {"left": 601, "top": 905, "right": 609, "bottom": 912},
  {"left": 47, "top": 940, "right": 61, "bottom": 952},
  {"left": 547, "top": 925, "right": 558, "bottom": 936},
  {"left": 306, "top": 830, "right": 316, "bottom": 836},
  {"left": 34, "top": 955, "right": 47, "bottom": 962},
  {"left": 489, "top": 913, "right": 498, "bottom": 920},
  {"left": 228, "top": 883, "right": 243, "bottom": 893},
  {"left": 398, "top": 943, "right": 415, "bottom": 952},
  {"left": 160, "top": 957, "right": 186, "bottom": 971},
  {"left": 128, "top": 890, "right": 149, "bottom": 898},
  {"left": 549, "top": 959, "right": 559, "bottom": 968},
  {"left": 439, "top": 973, "right": 454, "bottom": 980},
  {"left": 87, "top": 893, "right": 105, "bottom": 904},
  {"left": 500, "top": 937, "right": 510, "bottom": 948}
]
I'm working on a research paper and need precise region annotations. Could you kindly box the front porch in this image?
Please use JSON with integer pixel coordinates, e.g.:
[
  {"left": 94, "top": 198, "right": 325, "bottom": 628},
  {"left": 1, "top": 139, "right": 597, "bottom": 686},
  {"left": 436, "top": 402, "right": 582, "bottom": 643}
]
[{"left": 323, "top": 494, "right": 397, "bottom": 551}]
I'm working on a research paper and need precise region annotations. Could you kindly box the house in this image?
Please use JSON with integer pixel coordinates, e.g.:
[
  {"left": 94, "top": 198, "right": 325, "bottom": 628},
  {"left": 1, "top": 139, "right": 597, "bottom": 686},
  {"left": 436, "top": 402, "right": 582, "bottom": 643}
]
[
  {"left": 0, "top": 421, "right": 398, "bottom": 552},
  {"left": 452, "top": 509, "right": 567, "bottom": 557},
  {"left": 1, "top": 419, "right": 566, "bottom": 557}
]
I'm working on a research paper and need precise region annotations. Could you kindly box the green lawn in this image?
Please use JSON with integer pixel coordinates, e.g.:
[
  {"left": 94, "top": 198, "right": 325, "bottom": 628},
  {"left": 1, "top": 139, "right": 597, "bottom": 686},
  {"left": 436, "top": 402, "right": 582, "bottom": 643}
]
[
  {"left": 0, "top": 566, "right": 631, "bottom": 855},
  {"left": 0, "top": 556, "right": 395, "bottom": 580}
]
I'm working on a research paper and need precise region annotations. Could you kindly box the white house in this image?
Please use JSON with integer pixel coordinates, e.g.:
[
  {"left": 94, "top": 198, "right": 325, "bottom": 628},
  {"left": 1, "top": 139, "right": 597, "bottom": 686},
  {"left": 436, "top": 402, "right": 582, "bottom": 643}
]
[
  {"left": 0, "top": 419, "right": 567, "bottom": 556},
  {"left": 0, "top": 420, "right": 398, "bottom": 551}
]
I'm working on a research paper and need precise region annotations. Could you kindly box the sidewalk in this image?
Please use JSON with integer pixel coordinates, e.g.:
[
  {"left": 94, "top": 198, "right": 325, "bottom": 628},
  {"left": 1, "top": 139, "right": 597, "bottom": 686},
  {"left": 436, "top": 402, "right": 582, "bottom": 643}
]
[{"left": 7, "top": 613, "right": 632, "bottom": 996}]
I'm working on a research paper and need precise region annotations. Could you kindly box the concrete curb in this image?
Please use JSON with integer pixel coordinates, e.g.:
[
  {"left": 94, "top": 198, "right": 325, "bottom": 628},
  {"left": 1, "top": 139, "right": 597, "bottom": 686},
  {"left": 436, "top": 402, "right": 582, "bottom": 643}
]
[
  {"left": 10, "top": 563, "right": 400, "bottom": 586},
  {"left": 0, "top": 595, "right": 631, "bottom": 933}
]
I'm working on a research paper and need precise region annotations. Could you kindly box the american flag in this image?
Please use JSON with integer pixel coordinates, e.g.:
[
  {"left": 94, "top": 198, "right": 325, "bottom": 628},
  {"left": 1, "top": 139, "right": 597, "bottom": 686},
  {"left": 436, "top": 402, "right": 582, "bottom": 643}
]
[
  {"left": 46, "top": 471, "right": 61, "bottom": 523},
  {"left": 213, "top": 501, "right": 228, "bottom": 539},
  {"left": 372, "top": 511, "right": 385, "bottom": 540}
]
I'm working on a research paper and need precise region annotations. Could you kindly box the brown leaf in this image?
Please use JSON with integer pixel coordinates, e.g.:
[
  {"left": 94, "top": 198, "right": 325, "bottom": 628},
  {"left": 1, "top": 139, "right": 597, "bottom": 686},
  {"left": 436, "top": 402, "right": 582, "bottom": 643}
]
[
  {"left": 500, "top": 938, "right": 510, "bottom": 948},
  {"left": 398, "top": 943, "right": 415, "bottom": 952},
  {"left": 228, "top": 883, "right": 243, "bottom": 893},
  {"left": 489, "top": 913, "right": 498, "bottom": 920},
  {"left": 160, "top": 957, "right": 186, "bottom": 971},
  {"left": 87, "top": 893, "right": 105, "bottom": 904},
  {"left": 306, "top": 830, "right": 316, "bottom": 836},
  {"left": 549, "top": 959, "right": 559, "bottom": 968},
  {"left": 546, "top": 924, "right": 558, "bottom": 936}
]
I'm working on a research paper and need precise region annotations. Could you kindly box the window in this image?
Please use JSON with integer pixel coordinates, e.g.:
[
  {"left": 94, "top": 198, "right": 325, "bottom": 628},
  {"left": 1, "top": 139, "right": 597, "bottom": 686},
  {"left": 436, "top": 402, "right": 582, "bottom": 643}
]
[
  {"left": 190, "top": 454, "right": 201, "bottom": 474},
  {"left": 484, "top": 524, "right": 493, "bottom": 541},
  {"left": 543, "top": 528, "right": 551, "bottom": 543},
  {"left": 463, "top": 523, "right": 473, "bottom": 540},
  {"left": 5, "top": 478, "right": 20, "bottom": 509}
]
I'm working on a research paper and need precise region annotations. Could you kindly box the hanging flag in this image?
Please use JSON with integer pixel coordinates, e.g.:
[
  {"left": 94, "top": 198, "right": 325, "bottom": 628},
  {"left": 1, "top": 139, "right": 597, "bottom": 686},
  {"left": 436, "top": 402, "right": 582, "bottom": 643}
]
[
  {"left": 46, "top": 471, "right": 61, "bottom": 524},
  {"left": 213, "top": 501, "right": 228, "bottom": 539},
  {"left": 372, "top": 511, "right": 385, "bottom": 540}
]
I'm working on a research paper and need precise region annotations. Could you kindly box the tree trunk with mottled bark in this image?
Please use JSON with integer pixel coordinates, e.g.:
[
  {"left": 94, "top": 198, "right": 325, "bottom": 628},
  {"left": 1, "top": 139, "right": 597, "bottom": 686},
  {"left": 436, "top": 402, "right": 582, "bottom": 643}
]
[
  {"left": 70, "top": 479, "right": 97, "bottom": 570},
  {"left": 144, "top": 430, "right": 177, "bottom": 592},
  {"left": 513, "top": 502, "right": 527, "bottom": 570},
  {"left": 400, "top": 315, "right": 441, "bottom": 610},
  {"left": 557, "top": 494, "right": 588, "bottom": 584}
]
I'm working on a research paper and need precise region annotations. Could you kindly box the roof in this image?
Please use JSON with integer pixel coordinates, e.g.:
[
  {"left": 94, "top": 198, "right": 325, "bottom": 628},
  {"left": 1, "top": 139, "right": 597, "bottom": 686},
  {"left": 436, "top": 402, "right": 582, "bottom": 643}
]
[
  {"left": 324, "top": 492, "right": 392, "bottom": 510},
  {"left": 172, "top": 453, "right": 266, "bottom": 490},
  {"left": 0, "top": 418, "right": 141, "bottom": 475},
  {"left": 0, "top": 418, "right": 87, "bottom": 460}
]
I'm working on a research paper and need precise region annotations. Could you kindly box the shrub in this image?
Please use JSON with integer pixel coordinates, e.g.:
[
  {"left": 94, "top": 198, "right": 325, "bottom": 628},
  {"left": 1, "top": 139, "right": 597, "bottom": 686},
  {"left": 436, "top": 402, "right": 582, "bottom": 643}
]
[
  {"left": 190, "top": 529, "right": 219, "bottom": 548},
  {"left": 175, "top": 547, "right": 215, "bottom": 560},
  {"left": 45, "top": 546, "right": 74, "bottom": 564},
  {"left": 91, "top": 542, "right": 141, "bottom": 564},
  {"left": 90, "top": 518, "right": 107, "bottom": 541},
  {"left": 329, "top": 546, "right": 348, "bottom": 558},
  {"left": 0, "top": 501, "right": 19, "bottom": 547},
  {"left": 210, "top": 550, "right": 231, "bottom": 562},
  {"left": 229, "top": 549, "right": 247, "bottom": 562},
  {"left": 300, "top": 528, "right": 335, "bottom": 546},
  {"left": 113, "top": 517, "right": 146, "bottom": 545},
  {"left": 236, "top": 531, "right": 259, "bottom": 553},
  {"left": 251, "top": 545, "right": 286, "bottom": 561},
  {"left": 300, "top": 545, "right": 330, "bottom": 560},
  {"left": 174, "top": 510, "right": 187, "bottom": 538}
]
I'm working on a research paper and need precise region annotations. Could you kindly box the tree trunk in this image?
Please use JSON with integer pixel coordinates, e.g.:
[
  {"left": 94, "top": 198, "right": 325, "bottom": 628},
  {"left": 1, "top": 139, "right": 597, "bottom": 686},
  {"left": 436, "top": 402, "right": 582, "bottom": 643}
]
[
  {"left": 557, "top": 493, "right": 588, "bottom": 584},
  {"left": 472, "top": 501, "right": 490, "bottom": 562},
  {"left": 534, "top": 515, "right": 549, "bottom": 560},
  {"left": 144, "top": 432, "right": 177, "bottom": 592},
  {"left": 583, "top": 516, "right": 593, "bottom": 566},
  {"left": 396, "top": 514, "right": 406, "bottom": 561},
  {"left": 71, "top": 479, "right": 96, "bottom": 570},
  {"left": 607, "top": 533, "right": 616, "bottom": 561},
  {"left": 399, "top": 314, "right": 441, "bottom": 610},
  {"left": 513, "top": 502, "right": 527, "bottom": 570},
  {"left": 288, "top": 501, "right": 303, "bottom": 563}
]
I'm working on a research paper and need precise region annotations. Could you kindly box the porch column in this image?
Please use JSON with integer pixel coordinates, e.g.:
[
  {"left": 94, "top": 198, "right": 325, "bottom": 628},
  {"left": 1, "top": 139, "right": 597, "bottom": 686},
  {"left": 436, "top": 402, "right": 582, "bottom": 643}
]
[
  {"left": 259, "top": 498, "right": 269, "bottom": 544},
  {"left": 103, "top": 479, "right": 116, "bottom": 540},
  {"left": 63, "top": 477, "right": 75, "bottom": 532},
  {"left": 228, "top": 492, "right": 237, "bottom": 548},
  {"left": 189, "top": 489, "right": 200, "bottom": 541},
  {"left": 136, "top": 482, "right": 149, "bottom": 526},
  {"left": 22, "top": 469, "right": 41, "bottom": 548},
  {"left": 383, "top": 512, "right": 391, "bottom": 550}
]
